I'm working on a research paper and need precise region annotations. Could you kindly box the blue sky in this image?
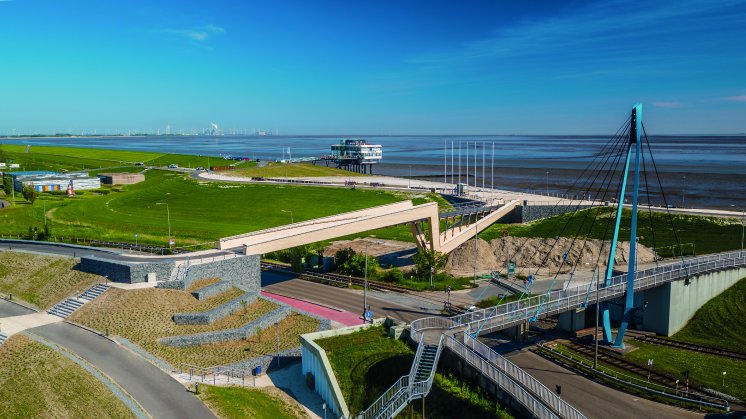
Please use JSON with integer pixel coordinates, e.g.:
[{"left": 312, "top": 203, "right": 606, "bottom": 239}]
[{"left": 1, "top": 0, "right": 745, "bottom": 134}]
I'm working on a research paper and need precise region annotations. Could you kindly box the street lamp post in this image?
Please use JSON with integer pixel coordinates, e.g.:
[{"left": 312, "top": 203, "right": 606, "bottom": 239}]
[
  {"left": 408, "top": 165, "right": 412, "bottom": 189},
  {"left": 155, "top": 202, "right": 172, "bottom": 247},
  {"left": 282, "top": 209, "right": 294, "bottom": 224},
  {"left": 546, "top": 170, "right": 549, "bottom": 195},
  {"left": 275, "top": 321, "right": 280, "bottom": 367},
  {"left": 682, "top": 175, "right": 686, "bottom": 207},
  {"left": 364, "top": 242, "right": 369, "bottom": 323},
  {"left": 741, "top": 209, "right": 744, "bottom": 257}
]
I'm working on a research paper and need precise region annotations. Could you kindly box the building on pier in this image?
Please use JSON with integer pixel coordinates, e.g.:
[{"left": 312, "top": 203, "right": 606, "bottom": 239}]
[{"left": 321, "top": 139, "right": 382, "bottom": 174}]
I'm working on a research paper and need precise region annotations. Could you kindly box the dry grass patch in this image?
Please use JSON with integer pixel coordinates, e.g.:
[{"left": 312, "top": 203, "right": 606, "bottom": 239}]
[
  {"left": 0, "top": 334, "right": 134, "bottom": 418},
  {"left": 0, "top": 251, "right": 103, "bottom": 309},
  {"left": 69, "top": 287, "right": 319, "bottom": 367},
  {"left": 187, "top": 277, "right": 223, "bottom": 292}
]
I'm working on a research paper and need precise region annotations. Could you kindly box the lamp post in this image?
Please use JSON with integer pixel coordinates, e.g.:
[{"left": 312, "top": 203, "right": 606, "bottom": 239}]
[
  {"left": 682, "top": 175, "right": 686, "bottom": 207},
  {"left": 408, "top": 165, "right": 412, "bottom": 189},
  {"left": 281, "top": 209, "right": 294, "bottom": 224},
  {"left": 155, "top": 202, "right": 172, "bottom": 247},
  {"left": 546, "top": 170, "right": 549, "bottom": 195},
  {"left": 275, "top": 321, "right": 280, "bottom": 367},
  {"left": 741, "top": 209, "right": 744, "bottom": 257},
  {"left": 364, "top": 244, "right": 369, "bottom": 322}
]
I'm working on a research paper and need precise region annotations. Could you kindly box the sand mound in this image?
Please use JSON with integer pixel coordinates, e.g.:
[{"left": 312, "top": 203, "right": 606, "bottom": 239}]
[{"left": 445, "top": 236, "right": 657, "bottom": 276}]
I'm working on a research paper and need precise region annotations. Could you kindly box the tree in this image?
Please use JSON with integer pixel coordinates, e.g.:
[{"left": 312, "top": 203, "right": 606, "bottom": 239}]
[
  {"left": 334, "top": 248, "right": 380, "bottom": 277},
  {"left": 412, "top": 248, "right": 449, "bottom": 277},
  {"left": 22, "top": 185, "right": 37, "bottom": 204},
  {"left": 2, "top": 175, "right": 11, "bottom": 195},
  {"left": 287, "top": 244, "right": 311, "bottom": 272}
]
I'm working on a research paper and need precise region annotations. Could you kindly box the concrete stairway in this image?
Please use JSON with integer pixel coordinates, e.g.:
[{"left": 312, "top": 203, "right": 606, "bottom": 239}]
[
  {"left": 48, "top": 298, "right": 86, "bottom": 318},
  {"left": 79, "top": 284, "right": 110, "bottom": 302},
  {"left": 48, "top": 284, "right": 110, "bottom": 318},
  {"left": 0, "top": 333, "right": 7, "bottom": 345}
]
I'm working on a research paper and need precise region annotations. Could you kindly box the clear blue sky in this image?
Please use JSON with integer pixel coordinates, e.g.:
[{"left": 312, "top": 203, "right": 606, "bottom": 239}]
[{"left": 1, "top": 0, "right": 745, "bottom": 134}]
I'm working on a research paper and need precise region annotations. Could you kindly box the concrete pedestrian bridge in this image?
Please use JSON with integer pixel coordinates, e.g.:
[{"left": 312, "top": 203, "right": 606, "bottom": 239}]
[{"left": 218, "top": 199, "right": 521, "bottom": 255}]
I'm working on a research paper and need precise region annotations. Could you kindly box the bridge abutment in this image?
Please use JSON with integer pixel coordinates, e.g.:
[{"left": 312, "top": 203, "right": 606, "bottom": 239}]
[
  {"left": 557, "top": 308, "right": 587, "bottom": 333},
  {"left": 641, "top": 268, "right": 746, "bottom": 336}
]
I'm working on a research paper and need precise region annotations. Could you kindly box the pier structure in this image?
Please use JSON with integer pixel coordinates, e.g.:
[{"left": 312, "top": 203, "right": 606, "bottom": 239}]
[{"left": 320, "top": 139, "right": 382, "bottom": 174}]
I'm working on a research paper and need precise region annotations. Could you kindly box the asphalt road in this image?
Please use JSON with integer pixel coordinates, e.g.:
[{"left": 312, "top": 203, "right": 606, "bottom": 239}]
[
  {"left": 502, "top": 348, "right": 702, "bottom": 419},
  {"left": 262, "top": 270, "right": 434, "bottom": 323},
  {"left": 0, "top": 300, "right": 214, "bottom": 419},
  {"left": 30, "top": 322, "right": 216, "bottom": 419}
]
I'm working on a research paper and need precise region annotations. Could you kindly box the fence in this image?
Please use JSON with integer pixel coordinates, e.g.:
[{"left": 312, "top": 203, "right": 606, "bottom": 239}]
[{"left": 179, "top": 364, "right": 253, "bottom": 387}]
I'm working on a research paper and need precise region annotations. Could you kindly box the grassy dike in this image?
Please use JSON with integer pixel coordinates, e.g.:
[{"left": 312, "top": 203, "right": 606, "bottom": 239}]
[
  {"left": 315, "top": 326, "right": 513, "bottom": 418},
  {"left": 0, "top": 334, "right": 135, "bottom": 418},
  {"left": 479, "top": 206, "right": 744, "bottom": 256}
]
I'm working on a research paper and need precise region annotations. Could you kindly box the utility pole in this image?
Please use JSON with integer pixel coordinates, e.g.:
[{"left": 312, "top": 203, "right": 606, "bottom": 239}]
[{"left": 594, "top": 267, "right": 600, "bottom": 369}]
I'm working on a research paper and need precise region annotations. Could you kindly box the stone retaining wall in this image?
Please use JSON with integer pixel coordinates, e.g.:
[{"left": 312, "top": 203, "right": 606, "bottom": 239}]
[
  {"left": 172, "top": 293, "right": 258, "bottom": 325},
  {"left": 161, "top": 305, "right": 291, "bottom": 347},
  {"left": 191, "top": 280, "right": 232, "bottom": 300},
  {"left": 80, "top": 256, "right": 174, "bottom": 284},
  {"left": 514, "top": 203, "right": 597, "bottom": 223},
  {"left": 183, "top": 256, "right": 261, "bottom": 293}
]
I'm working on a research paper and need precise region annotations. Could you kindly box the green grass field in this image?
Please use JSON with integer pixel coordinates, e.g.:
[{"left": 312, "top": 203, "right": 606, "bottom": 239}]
[
  {"left": 671, "top": 278, "right": 746, "bottom": 353},
  {"left": 70, "top": 287, "right": 318, "bottom": 367},
  {"left": 2, "top": 169, "right": 406, "bottom": 246},
  {"left": 0, "top": 334, "right": 135, "bottom": 418},
  {"left": 198, "top": 385, "right": 308, "bottom": 419},
  {"left": 624, "top": 340, "right": 746, "bottom": 401},
  {"left": 315, "top": 326, "right": 512, "bottom": 418},
  {"left": 479, "top": 207, "right": 743, "bottom": 256},
  {"left": 0, "top": 251, "right": 104, "bottom": 309},
  {"left": 233, "top": 162, "right": 366, "bottom": 178}
]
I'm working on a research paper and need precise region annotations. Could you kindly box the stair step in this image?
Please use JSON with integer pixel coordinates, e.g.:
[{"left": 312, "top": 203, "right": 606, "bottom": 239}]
[{"left": 0, "top": 333, "right": 7, "bottom": 345}]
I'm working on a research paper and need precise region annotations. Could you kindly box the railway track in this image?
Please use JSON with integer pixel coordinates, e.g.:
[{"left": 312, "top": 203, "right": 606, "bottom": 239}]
[
  {"left": 563, "top": 341, "right": 730, "bottom": 407},
  {"left": 626, "top": 331, "right": 746, "bottom": 361}
]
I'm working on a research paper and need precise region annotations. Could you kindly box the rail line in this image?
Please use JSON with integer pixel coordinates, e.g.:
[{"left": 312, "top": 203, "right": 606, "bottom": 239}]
[
  {"left": 625, "top": 331, "right": 746, "bottom": 361},
  {"left": 261, "top": 261, "right": 413, "bottom": 293},
  {"left": 563, "top": 341, "right": 728, "bottom": 406}
]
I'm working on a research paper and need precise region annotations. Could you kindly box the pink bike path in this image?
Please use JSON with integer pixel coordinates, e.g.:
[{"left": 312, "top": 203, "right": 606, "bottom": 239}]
[{"left": 261, "top": 291, "right": 364, "bottom": 326}]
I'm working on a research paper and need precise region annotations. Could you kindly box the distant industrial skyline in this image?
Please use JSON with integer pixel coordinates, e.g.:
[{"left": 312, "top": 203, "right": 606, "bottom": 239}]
[{"left": 1, "top": 0, "right": 745, "bottom": 134}]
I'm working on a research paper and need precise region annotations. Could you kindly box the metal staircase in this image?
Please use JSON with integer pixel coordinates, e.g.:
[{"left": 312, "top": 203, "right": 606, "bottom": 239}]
[{"left": 357, "top": 335, "right": 444, "bottom": 419}]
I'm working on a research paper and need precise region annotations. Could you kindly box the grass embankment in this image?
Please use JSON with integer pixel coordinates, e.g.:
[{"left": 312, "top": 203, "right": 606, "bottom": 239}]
[
  {"left": 671, "top": 278, "right": 746, "bottom": 353},
  {"left": 0, "top": 251, "right": 103, "bottom": 309},
  {"left": 0, "top": 143, "right": 218, "bottom": 170},
  {"left": 479, "top": 207, "right": 743, "bottom": 256},
  {"left": 69, "top": 287, "right": 318, "bottom": 367},
  {"left": 198, "top": 385, "right": 308, "bottom": 419},
  {"left": 625, "top": 341, "right": 746, "bottom": 401},
  {"left": 0, "top": 334, "right": 134, "bottom": 418},
  {"left": 2, "top": 169, "right": 405, "bottom": 246},
  {"left": 233, "top": 162, "right": 366, "bottom": 178},
  {"left": 476, "top": 293, "right": 533, "bottom": 308},
  {"left": 315, "top": 326, "right": 512, "bottom": 418}
]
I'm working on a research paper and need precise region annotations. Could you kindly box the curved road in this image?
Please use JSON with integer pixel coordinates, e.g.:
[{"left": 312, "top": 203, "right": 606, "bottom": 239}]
[{"left": 0, "top": 301, "right": 215, "bottom": 419}]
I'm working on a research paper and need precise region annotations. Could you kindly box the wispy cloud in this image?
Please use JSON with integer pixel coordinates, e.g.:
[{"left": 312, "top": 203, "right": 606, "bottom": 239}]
[
  {"left": 152, "top": 24, "right": 225, "bottom": 42},
  {"left": 723, "top": 94, "right": 746, "bottom": 102},
  {"left": 653, "top": 101, "right": 683, "bottom": 108},
  {"left": 371, "top": 0, "right": 746, "bottom": 93}
]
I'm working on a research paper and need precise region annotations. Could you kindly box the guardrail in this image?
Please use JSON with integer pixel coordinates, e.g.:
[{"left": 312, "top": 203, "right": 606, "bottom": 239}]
[{"left": 535, "top": 343, "right": 729, "bottom": 411}]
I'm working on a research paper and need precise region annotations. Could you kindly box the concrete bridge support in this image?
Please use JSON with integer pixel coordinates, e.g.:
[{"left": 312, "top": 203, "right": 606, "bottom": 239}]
[
  {"left": 558, "top": 308, "right": 587, "bottom": 333},
  {"left": 641, "top": 268, "right": 746, "bottom": 336}
]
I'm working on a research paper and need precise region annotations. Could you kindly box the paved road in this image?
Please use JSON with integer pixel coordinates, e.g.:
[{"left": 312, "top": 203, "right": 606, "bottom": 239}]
[
  {"left": 502, "top": 348, "right": 702, "bottom": 419},
  {"left": 30, "top": 322, "right": 216, "bottom": 419},
  {"left": 1, "top": 300, "right": 214, "bottom": 419},
  {"left": 262, "top": 271, "right": 435, "bottom": 323}
]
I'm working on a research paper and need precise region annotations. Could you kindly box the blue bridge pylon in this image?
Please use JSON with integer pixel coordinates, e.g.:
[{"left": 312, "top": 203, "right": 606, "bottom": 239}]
[{"left": 601, "top": 103, "right": 643, "bottom": 348}]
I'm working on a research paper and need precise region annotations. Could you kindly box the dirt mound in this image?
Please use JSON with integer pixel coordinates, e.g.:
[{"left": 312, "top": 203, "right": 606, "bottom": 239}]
[{"left": 445, "top": 236, "right": 657, "bottom": 276}]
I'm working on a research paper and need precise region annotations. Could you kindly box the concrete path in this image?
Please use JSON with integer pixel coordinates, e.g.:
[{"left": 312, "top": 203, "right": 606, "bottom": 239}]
[
  {"left": 502, "top": 348, "right": 702, "bottom": 419},
  {"left": 0, "top": 311, "right": 63, "bottom": 337},
  {"left": 29, "top": 321, "right": 216, "bottom": 419}
]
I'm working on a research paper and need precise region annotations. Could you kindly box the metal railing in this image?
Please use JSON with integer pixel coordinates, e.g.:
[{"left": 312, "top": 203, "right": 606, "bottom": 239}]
[
  {"left": 412, "top": 250, "right": 746, "bottom": 336},
  {"left": 410, "top": 335, "right": 445, "bottom": 399},
  {"left": 444, "top": 335, "right": 561, "bottom": 419},
  {"left": 179, "top": 364, "right": 253, "bottom": 386},
  {"left": 536, "top": 344, "right": 729, "bottom": 411},
  {"left": 462, "top": 331, "right": 585, "bottom": 419},
  {"left": 356, "top": 375, "right": 410, "bottom": 419}
]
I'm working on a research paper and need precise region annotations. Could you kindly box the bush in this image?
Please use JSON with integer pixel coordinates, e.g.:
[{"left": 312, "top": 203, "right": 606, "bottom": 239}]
[
  {"left": 334, "top": 248, "right": 379, "bottom": 277},
  {"left": 380, "top": 267, "right": 405, "bottom": 283}
]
